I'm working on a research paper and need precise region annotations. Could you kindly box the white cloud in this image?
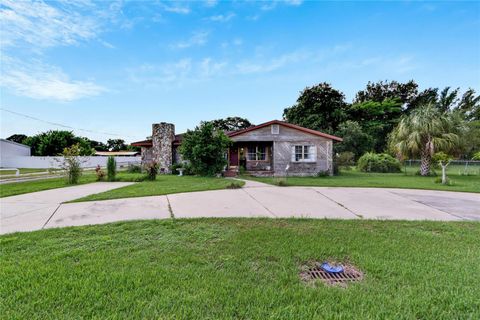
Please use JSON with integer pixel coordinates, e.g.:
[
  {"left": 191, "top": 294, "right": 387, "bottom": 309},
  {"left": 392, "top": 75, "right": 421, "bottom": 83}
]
[
  {"left": 208, "top": 13, "right": 236, "bottom": 22},
  {"left": 200, "top": 58, "right": 227, "bottom": 77},
  {"left": 163, "top": 4, "right": 190, "bottom": 15},
  {"left": 171, "top": 31, "right": 209, "bottom": 49},
  {"left": 0, "top": 0, "right": 118, "bottom": 100},
  {"left": 204, "top": 0, "right": 218, "bottom": 7},
  {"left": 0, "top": 0, "right": 100, "bottom": 48},
  {"left": 235, "top": 50, "right": 311, "bottom": 74},
  {"left": 127, "top": 57, "right": 229, "bottom": 87},
  {"left": 0, "top": 57, "right": 105, "bottom": 101}
]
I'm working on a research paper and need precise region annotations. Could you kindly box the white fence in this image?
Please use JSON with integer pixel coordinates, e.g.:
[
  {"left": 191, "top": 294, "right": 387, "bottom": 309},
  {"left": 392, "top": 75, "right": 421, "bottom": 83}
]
[{"left": 0, "top": 156, "right": 141, "bottom": 169}]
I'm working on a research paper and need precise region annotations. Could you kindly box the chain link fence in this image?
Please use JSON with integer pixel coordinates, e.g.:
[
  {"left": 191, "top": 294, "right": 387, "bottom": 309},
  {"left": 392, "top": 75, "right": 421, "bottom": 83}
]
[{"left": 403, "top": 160, "right": 480, "bottom": 175}]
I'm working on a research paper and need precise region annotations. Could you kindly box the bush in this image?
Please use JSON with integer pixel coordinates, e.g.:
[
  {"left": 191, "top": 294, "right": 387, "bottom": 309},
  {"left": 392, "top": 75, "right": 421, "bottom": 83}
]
[
  {"left": 144, "top": 161, "right": 159, "bottom": 181},
  {"left": 316, "top": 171, "right": 329, "bottom": 177},
  {"left": 55, "top": 144, "right": 83, "bottom": 184},
  {"left": 336, "top": 151, "right": 355, "bottom": 168},
  {"left": 127, "top": 164, "right": 142, "bottom": 173},
  {"left": 472, "top": 152, "right": 480, "bottom": 161},
  {"left": 107, "top": 156, "right": 116, "bottom": 181},
  {"left": 357, "top": 152, "right": 401, "bottom": 173},
  {"left": 95, "top": 165, "right": 106, "bottom": 181}
]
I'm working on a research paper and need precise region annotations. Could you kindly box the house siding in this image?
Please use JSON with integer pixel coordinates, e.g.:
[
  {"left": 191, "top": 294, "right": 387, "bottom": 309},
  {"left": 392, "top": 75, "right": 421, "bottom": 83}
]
[{"left": 230, "top": 125, "right": 333, "bottom": 176}]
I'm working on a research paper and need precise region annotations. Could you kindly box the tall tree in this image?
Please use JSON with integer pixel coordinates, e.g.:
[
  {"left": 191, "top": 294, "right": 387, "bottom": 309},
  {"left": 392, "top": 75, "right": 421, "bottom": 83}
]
[
  {"left": 334, "top": 121, "right": 374, "bottom": 160},
  {"left": 6, "top": 134, "right": 28, "bottom": 144},
  {"left": 283, "top": 82, "right": 348, "bottom": 133},
  {"left": 389, "top": 104, "right": 463, "bottom": 176},
  {"left": 354, "top": 80, "right": 419, "bottom": 105},
  {"left": 107, "top": 139, "right": 127, "bottom": 151},
  {"left": 457, "top": 88, "right": 480, "bottom": 121},
  {"left": 347, "top": 98, "right": 403, "bottom": 152},
  {"left": 23, "top": 130, "right": 95, "bottom": 156},
  {"left": 206, "top": 117, "right": 253, "bottom": 131}
]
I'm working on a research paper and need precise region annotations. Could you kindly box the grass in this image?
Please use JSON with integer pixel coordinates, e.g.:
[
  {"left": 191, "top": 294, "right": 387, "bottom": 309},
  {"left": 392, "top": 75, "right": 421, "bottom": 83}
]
[
  {"left": 0, "top": 174, "right": 97, "bottom": 198},
  {"left": 0, "top": 168, "right": 56, "bottom": 176},
  {"left": 1, "top": 219, "right": 479, "bottom": 319},
  {"left": 71, "top": 174, "right": 244, "bottom": 202},
  {"left": 244, "top": 166, "right": 480, "bottom": 193}
]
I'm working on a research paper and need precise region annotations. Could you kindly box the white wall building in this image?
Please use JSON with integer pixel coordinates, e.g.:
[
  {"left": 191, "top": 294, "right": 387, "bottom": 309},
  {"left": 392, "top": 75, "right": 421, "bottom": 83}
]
[
  {"left": 0, "top": 139, "right": 140, "bottom": 169},
  {"left": 0, "top": 139, "right": 31, "bottom": 167}
]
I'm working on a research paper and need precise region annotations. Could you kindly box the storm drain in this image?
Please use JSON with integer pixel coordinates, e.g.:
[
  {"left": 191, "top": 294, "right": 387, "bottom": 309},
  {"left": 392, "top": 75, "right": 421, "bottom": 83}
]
[{"left": 300, "top": 263, "right": 364, "bottom": 287}]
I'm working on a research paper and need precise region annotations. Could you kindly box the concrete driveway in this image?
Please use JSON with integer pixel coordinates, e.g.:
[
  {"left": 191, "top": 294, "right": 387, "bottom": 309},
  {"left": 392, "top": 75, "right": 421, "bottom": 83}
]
[
  {"left": 0, "top": 182, "right": 133, "bottom": 234},
  {"left": 1, "top": 180, "right": 479, "bottom": 234}
]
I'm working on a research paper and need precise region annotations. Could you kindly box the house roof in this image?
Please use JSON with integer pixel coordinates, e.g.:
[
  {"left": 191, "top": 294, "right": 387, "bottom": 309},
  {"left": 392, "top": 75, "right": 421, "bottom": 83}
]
[
  {"left": 131, "top": 134, "right": 184, "bottom": 147},
  {"left": 130, "top": 120, "right": 342, "bottom": 147},
  {"left": 227, "top": 120, "right": 343, "bottom": 142},
  {"left": 94, "top": 151, "right": 140, "bottom": 156}
]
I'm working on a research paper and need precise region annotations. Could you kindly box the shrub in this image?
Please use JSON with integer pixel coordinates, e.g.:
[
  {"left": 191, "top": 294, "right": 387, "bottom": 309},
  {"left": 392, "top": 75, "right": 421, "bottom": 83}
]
[
  {"left": 473, "top": 152, "right": 480, "bottom": 161},
  {"left": 316, "top": 171, "right": 329, "bottom": 177},
  {"left": 107, "top": 156, "right": 116, "bottom": 181},
  {"left": 336, "top": 151, "right": 355, "bottom": 168},
  {"left": 127, "top": 164, "right": 142, "bottom": 173},
  {"left": 95, "top": 165, "right": 106, "bottom": 181},
  {"left": 357, "top": 152, "right": 401, "bottom": 173},
  {"left": 56, "top": 144, "right": 83, "bottom": 184},
  {"left": 144, "top": 161, "right": 159, "bottom": 181}
]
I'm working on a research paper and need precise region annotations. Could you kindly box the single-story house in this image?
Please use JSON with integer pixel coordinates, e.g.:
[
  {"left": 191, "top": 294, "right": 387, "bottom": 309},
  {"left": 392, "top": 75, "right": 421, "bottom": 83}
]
[{"left": 131, "top": 120, "right": 342, "bottom": 176}]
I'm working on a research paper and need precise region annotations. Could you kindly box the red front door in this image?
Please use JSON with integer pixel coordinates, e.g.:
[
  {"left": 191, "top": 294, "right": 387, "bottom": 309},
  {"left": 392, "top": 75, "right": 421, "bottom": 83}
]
[{"left": 229, "top": 147, "right": 239, "bottom": 167}]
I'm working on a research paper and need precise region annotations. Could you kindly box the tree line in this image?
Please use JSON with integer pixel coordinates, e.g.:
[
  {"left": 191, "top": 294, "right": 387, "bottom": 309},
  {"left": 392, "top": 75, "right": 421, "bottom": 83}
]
[{"left": 6, "top": 131, "right": 139, "bottom": 156}]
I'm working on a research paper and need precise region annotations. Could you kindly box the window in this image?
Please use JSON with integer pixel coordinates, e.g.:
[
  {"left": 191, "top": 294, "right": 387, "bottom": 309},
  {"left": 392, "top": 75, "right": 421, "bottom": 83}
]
[
  {"left": 271, "top": 124, "right": 279, "bottom": 134},
  {"left": 293, "top": 145, "right": 315, "bottom": 162},
  {"left": 247, "top": 146, "right": 266, "bottom": 161}
]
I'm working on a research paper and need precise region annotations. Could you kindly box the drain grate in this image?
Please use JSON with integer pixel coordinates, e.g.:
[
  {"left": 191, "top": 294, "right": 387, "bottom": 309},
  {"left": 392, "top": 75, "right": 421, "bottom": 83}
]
[{"left": 301, "top": 263, "right": 364, "bottom": 287}]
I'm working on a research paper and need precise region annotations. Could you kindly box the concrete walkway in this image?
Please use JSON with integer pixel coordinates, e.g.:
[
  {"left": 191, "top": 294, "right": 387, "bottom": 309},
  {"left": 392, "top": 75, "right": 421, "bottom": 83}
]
[
  {"left": 0, "top": 182, "right": 133, "bottom": 234},
  {"left": 1, "top": 180, "right": 479, "bottom": 234}
]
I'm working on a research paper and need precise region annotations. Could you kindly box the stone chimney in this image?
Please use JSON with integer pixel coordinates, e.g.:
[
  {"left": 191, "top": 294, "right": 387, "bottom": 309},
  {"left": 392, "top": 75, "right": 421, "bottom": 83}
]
[{"left": 152, "top": 122, "right": 175, "bottom": 173}]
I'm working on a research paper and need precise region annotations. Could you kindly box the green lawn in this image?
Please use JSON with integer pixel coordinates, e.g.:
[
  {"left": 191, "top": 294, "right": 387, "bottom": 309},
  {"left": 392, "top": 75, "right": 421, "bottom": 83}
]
[
  {"left": 0, "top": 174, "right": 97, "bottom": 198},
  {"left": 71, "top": 174, "right": 243, "bottom": 202},
  {"left": 244, "top": 168, "right": 480, "bottom": 193},
  {"left": 1, "top": 219, "right": 478, "bottom": 319},
  {"left": 0, "top": 168, "right": 56, "bottom": 176}
]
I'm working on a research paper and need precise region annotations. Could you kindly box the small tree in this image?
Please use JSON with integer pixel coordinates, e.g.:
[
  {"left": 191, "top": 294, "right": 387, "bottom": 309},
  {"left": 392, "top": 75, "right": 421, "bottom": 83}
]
[
  {"left": 389, "top": 104, "right": 461, "bottom": 176},
  {"left": 433, "top": 152, "right": 453, "bottom": 184},
  {"left": 144, "top": 161, "right": 159, "bottom": 181},
  {"left": 107, "top": 156, "right": 116, "bottom": 181},
  {"left": 180, "top": 122, "right": 232, "bottom": 176},
  {"left": 57, "top": 144, "right": 83, "bottom": 184}
]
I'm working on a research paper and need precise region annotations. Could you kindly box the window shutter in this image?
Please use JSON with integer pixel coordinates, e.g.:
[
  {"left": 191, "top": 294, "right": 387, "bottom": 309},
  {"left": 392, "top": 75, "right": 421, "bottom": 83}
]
[
  {"left": 291, "top": 145, "right": 296, "bottom": 162},
  {"left": 310, "top": 145, "right": 317, "bottom": 161}
]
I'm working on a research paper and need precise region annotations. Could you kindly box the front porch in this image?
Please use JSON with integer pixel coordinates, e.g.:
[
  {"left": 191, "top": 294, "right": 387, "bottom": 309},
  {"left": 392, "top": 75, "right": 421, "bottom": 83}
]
[{"left": 227, "top": 142, "right": 274, "bottom": 176}]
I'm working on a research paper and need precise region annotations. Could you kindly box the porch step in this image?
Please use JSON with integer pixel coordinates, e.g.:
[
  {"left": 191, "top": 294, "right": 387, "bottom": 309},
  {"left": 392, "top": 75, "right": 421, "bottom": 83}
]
[{"left": 223, "top": 170, "right": 238, "bottom": 177}]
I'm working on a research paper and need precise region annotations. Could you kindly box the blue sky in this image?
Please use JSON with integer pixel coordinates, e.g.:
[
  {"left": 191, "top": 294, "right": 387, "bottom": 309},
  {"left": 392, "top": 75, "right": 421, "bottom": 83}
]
[{"left": 1, "top": 0, "right": 479, "bottom": 143}]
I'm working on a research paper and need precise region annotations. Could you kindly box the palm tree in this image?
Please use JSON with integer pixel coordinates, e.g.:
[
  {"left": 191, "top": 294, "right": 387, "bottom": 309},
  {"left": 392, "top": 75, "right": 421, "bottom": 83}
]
[{"left": 389, "top": 104, "right": 460, "bottom": 176}]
